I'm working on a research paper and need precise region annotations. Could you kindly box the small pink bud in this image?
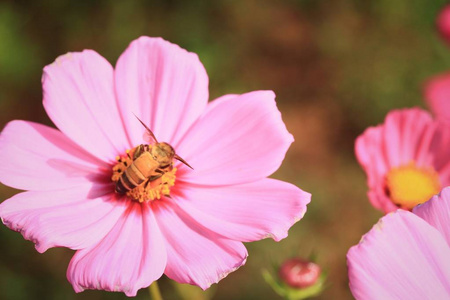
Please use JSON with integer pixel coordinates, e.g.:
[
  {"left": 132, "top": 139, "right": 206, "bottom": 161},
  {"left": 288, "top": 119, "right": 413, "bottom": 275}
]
[
  {"left": 278, "top": 258, "right": 321, "bottom": 289},
  {"left": 437, "top": 4, "right": 450, "bottom": 45}
]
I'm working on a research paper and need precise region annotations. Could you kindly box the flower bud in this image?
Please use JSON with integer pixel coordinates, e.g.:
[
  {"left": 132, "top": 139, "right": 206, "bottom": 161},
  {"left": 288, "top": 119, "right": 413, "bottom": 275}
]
[
  {"left": 278, "top": 258, "right": 321, "bottom": 289},
  {"left": 437, "top": 4, "right": 450, "bottom": 45}
]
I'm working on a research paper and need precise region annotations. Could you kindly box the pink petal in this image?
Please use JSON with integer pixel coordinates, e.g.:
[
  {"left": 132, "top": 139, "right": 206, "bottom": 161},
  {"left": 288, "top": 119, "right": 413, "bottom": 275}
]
[
  {"left": 382, "top": 108, "right": 435, "bottom": 167},
  {"left": 423, "top": 74, "right": 450, "bottom": 180},
  {"left": 424, "top": 73, "right": 450, "bottom": 121},
  {"left": 413, "top": 187, "right": 450, "bottom": 246},
  {"left": 67, "top": 202, "right": 166, "bottom": 297},
  {"left": 154, "top": 201, "right": 247, "bottom": 289},
  {"left": 347, "top": 210, "right": 450, "bottom": 299},
  {"left": 0, "top": 120, "right": 107, "bottom": 191},
  {"left": 355, "top": 126, "right": 388, "bottom": 183},
  {"left": 355, "top": 125, "right": 396, "bottom": 213},
  {"left": 171, "top": 179, "right": 310, "bottom": 242},
  {"left": 176, "top": 91, "right": 294, "bottom": 186},
  {"left": 42, "top": 50, "right": 129, "bottom": 161},
  {"left": 114, "top": 36, "right": 209, "bottom": 147},
  {"left": 426, "top": 125, "right": 450, "bottom": 192},
  {"left": 0, "top": 184, "right": 125, "bottom": 253}
]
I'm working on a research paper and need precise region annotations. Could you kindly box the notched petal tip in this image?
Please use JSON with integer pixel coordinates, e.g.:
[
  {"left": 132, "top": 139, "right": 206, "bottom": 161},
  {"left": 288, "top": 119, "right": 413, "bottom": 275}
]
[
  {"left": 271, "top": 189, "right": 311, "bottom": 242},
  {"left": 43, "top": 50, "right": 100, "bottom": 74},
  {"left": 127, "top": 36, "right": 205, "bottom": 71},
  {"left": 47, "top": 52, "right": 75, "bottom": 68},
  {"left": 200, "top": 254, "right": 248, "bottom": 291},
  {"left": 0, "top": 214, "right": 49, "bottom": 254},
  {"left": 69, "top": 277, "right": 140, "bottom": 297}
]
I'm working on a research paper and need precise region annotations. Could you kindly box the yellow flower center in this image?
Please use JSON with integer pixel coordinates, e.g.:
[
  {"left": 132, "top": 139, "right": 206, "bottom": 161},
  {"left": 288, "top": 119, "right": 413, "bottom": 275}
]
[
  {"left": 111, "top": 147, "right": 176, "bottom": 203},
  {"left": 385, "top": 162, "right": 440, "bottom": 210}
]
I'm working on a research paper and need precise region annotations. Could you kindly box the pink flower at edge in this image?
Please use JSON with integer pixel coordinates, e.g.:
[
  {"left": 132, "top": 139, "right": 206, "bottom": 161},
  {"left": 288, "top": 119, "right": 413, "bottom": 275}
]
[
  {"left": 355, "top": 107, "right": 450, "bottom": 214},
  {"left": 347, "top": 187, "right": 450, "bottom": 299},
  {"left": 424, "top": 72, "right": 450, "bottom": 122},
  {"left": 437, "top": 4, "right": 450, "bottom": 46},
  {"left": 0, "top": 37, "right": 311, "bottom": 296}
]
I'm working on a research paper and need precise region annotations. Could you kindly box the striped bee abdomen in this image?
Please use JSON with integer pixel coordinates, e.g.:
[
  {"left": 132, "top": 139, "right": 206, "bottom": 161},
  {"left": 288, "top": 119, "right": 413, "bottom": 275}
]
[{"left": 115, "top": 152, "right": 159, "bottom": 193}]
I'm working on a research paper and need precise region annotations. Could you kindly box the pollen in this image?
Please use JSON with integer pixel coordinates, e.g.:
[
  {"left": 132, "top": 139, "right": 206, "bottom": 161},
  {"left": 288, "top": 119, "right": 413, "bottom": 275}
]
[
  {"left": 111, "top": 147, "right": 177, "bottom": 203},
  {"left": 385, "top": 162, "right": 441, "bottom": 210},
  {"left": 126, "top": 168, "right": 177, "bottom": 203}
]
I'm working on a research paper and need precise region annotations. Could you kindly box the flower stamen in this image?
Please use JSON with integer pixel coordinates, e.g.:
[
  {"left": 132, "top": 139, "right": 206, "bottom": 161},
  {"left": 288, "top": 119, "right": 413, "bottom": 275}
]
[{"left": 385, "top": 162, "right": 441, "bottom": 210}]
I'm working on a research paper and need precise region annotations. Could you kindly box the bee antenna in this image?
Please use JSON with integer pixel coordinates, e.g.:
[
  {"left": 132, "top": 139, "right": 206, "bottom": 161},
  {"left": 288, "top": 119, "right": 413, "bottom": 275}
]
[
  {"left": 174, "top": 154, "right": 193, "bottom": 170},
  {"left": 133, "top": 113, "right": 158, "bottom": 143}
]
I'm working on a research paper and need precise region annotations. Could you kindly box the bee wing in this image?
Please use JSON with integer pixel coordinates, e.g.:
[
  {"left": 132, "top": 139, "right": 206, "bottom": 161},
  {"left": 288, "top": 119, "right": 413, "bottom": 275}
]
[
  {"left": 133, "top": 114, "right": 193, "bottom": 169},
  {"left": 143, "top": 130, "right": 157, "bottom": 145},
  {"left": 134, "top": 114, "right": 159, "bottom": 144}
]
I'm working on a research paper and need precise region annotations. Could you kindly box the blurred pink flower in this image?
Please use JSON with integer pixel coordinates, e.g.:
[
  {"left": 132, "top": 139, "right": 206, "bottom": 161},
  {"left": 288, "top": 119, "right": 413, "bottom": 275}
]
[
  {"left": 0, "top": 37, "right": 311, "bottom": 296},
  {"left": 355, "top": 108, "right": 450, "bottom": 213},
  {"left": 424, "top": 72, "right": 450, "bottom": 122},
  {"left": 437, "top": 4, "right": 450, "bottom": 45},
  {"left": 347, "top": 187, "right": 450, "bottom": 299}
]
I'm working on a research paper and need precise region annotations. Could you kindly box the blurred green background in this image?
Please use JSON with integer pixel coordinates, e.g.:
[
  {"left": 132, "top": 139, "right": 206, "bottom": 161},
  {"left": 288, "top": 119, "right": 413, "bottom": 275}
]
[{"left": 0, "top": 0, "right": 448, "bottom": 299}]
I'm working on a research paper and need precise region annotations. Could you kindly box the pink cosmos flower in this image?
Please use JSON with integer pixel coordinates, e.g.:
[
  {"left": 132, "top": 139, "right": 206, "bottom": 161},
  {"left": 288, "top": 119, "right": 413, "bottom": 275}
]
[
  {"left": 424, "top": 72, "right": 450, "bottom": 122},
  {"left": 355, "top": 108, "right": 450, "bottom": 213},
  {"left": 0, "top": 37, "right": 311, "bottom": 296},
  {"left": 437, "top": 4, "right": 450, "bottom": 45},
  {"left": 347, "top": 187, "right": 450, "bottom": 299}
]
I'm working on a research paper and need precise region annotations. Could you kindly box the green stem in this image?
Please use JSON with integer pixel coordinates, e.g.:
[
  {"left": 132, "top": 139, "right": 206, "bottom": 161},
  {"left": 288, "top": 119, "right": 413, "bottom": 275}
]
[{"left": 149, "top": 281, "right": 163, "bottom": 300}]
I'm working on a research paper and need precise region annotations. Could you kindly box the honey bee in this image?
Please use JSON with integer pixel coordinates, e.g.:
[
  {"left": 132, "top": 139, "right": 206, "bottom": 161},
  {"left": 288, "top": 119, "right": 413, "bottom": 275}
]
[{"left": 115, "top": 116, "right": 192, "bottom": 194}]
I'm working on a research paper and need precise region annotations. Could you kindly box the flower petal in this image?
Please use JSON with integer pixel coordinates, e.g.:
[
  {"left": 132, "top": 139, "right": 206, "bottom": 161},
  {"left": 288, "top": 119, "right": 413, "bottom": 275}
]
[
  {"left": 172, "top": 179, "right": 310, "bottom": 242},
  {"left": 355, "top": 125, "right": 396, "bottom": 213},
  {"left": 42, "top": 50, "right": 129, "bottom": 161},
  {"left": 67, "top": 202, "right": 167, "bottom": 297},
  {"left": 347, "top": 210, "right": 450, "bottom": 299},
  {"left": 413, "top": 187, "right": 450, "bottom": 246},
  {"left": 176, "top": 91, "right": 294, "bottom": 185},
  {"left": 382, "top": 108, "right": 435, "bottom": 167},
  {"left": 114, "top": 36, "right": 209, "bottom": 146},
  {"left": 427, "top": 121, "right": 450, "bottom": 181},
  {"left": 154, "top": 201, "right": 247, "bottom": 289},
  {"left": 424, "top": 72, "right": 450, "bottom": 121},
  {"left": 0, "top": 120, "right": 107, "bottom": 191},
  {"left": 0, "top": 184, "right": 125, "bottom": 253}
]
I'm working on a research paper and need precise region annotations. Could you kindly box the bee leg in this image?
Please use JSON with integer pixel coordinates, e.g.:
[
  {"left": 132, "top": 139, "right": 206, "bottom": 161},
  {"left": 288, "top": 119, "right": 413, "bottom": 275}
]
[
  {"left": 149, "top": 168, "right": 165, "bottom": 181},
  {"left": 155, "top": 168, "right": 166, "bottom": 175}
]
